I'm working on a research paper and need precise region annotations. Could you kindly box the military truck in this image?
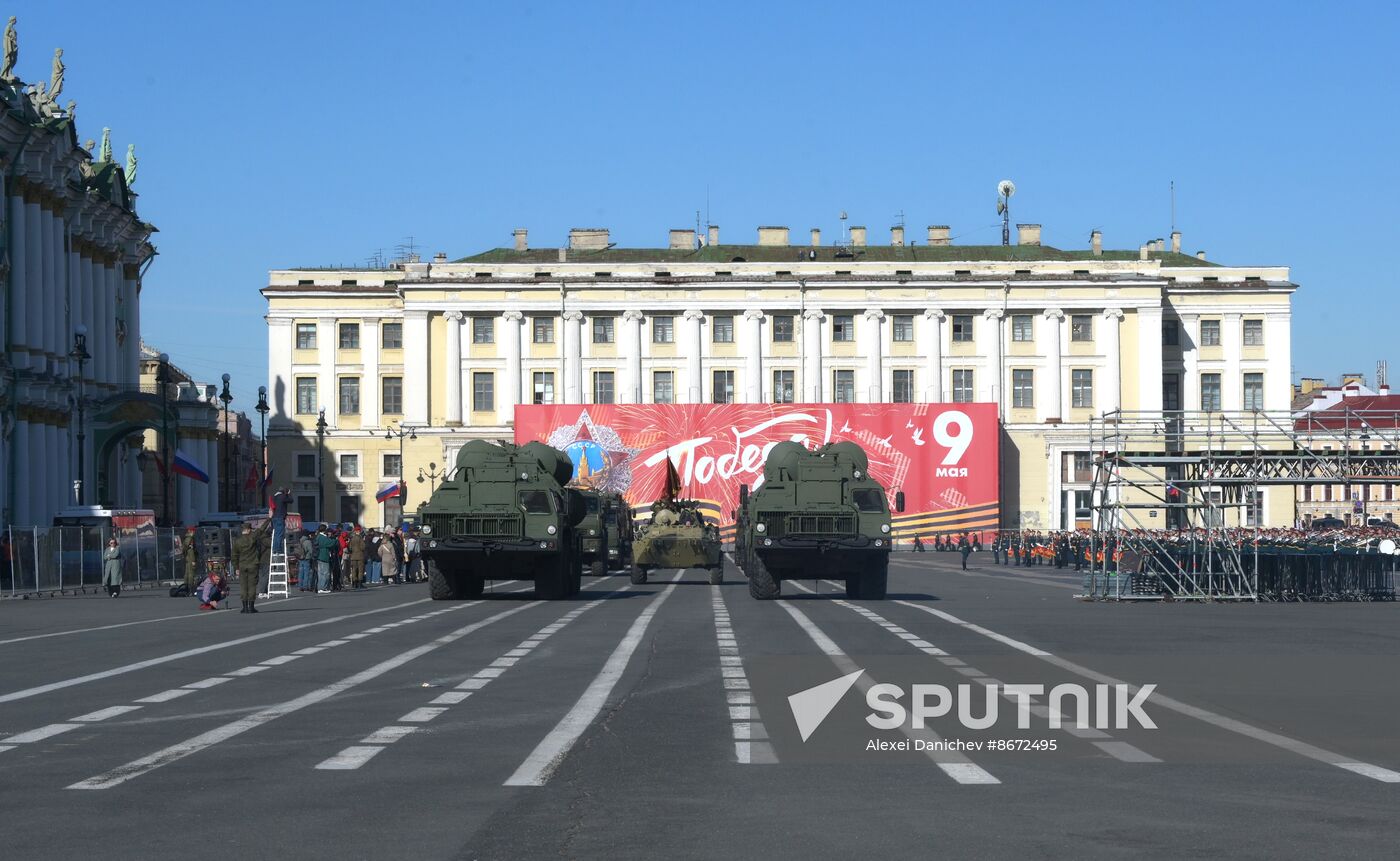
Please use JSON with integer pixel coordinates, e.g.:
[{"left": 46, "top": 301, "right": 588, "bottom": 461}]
[
  {"left": 734, "top": 441, "right": 903, "bottom": 600},
  {"left": 631, "top": 499, "right": 724, "bottom": 585},
  {"left": 577, "top": 490, "right": 633, "bottom": 577},
  {"left": 419, "top": 440, "right": 585, "bottom": 600}
]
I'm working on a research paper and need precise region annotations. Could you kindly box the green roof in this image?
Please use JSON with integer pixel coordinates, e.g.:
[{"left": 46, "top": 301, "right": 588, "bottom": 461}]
[{"left": 456, "top": 244, "right": 1217, "bottom": 267}]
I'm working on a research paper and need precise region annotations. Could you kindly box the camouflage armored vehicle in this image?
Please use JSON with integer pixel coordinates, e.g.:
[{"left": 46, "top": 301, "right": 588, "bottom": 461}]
[
  {"left": 419, "top": 440, "right": 585, "bottom": 600},
  {"left": 631, "top": 499, "right": 724, "bottom": 585},
  {"left": 577, "top": 489, "right": 633, "bottom": 577},
  {"left": 734, "top": 441, "right": 903, "bottom": 600}
]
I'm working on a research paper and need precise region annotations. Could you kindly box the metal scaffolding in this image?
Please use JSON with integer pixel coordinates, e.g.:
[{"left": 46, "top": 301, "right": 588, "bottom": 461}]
[{"left": 1084, "top": 407, "right": 1400, "bottom": 601}]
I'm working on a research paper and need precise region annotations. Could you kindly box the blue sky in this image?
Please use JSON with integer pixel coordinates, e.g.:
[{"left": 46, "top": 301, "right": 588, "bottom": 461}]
[{"left": 14, "top": 0, "right": 1399, "bottom": 406}]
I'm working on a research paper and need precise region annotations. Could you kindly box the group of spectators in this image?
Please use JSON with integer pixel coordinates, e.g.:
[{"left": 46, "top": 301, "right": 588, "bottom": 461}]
[{"left": 291, "top": 524, "right": 424, "bottom": 593}]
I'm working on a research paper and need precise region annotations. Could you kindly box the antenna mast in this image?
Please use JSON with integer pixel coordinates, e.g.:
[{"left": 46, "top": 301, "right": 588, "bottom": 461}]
[
  {"left": 996, "top": 180, "right": 1016, "bottom": 246},
  {"left": 1171, "top": 180, "right": 1176, "bottom": 233}
]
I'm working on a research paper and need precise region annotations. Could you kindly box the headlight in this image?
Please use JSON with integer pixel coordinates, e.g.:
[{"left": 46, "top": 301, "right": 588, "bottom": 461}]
[
  {"left": 589, "top": 529, "right": 596, "bottom": 536},
  {"left": 755, "top": 522, "right": 767, "bottom": 533},
  {"left": 429, "top": 540, "right": 437, "bottom": 549},
  {"left": 881, "top": 524, "right": 890, "bottom": 534},
  {"left": 763, "top": 538, "right": 772, "bottom": 546},
  {"left": 875, "top": 539, "right": 883, "bottom": 547},
  {"left": 539, "top": 541, "right": 548, "bottom": 549},
  {"left": 853, "top": 470, "right": 863, "bottom": 479},
  {"left": 547, "top": 525, "right": 557, "bottom": 535},
  {"left": 421, "top": 524, "right": 432, "bottom": 536},
  {"left": 520, "top": 472, "right": 529, "bottom": 480}
]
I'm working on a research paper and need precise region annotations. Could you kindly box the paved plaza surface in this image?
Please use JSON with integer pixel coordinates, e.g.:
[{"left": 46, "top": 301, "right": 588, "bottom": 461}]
[{"left": 2, "top": 554, "right": 1397, "bottom": 860}]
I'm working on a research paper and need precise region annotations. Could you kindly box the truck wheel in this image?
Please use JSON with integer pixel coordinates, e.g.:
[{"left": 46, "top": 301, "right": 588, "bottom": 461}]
[
  {"left": 590, "top": 559, "right": 606, "bottom": 578},
  {"left": 748, "top": 554, "right": 779, "bottom": 600},
  {"left": 427, "top": 560, "right": 463, "bottom": 600},
  {"left": 708, "top": 566, "right": 723, "bottom": 586},
  {"left": 630, "top": 564, "right": 648, "bottom": 585},
  {"left": 864, "top": 557, "right": 889, "bottom": 600}
]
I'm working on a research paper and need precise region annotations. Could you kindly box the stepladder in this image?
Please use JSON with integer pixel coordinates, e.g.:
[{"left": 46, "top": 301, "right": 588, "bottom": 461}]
[{"left": 263, "top": 542, "right": 290, "bottom": 599}]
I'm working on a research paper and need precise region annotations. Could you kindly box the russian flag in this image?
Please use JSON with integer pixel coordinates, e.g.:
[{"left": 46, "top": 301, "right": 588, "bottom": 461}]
[
  {"left": 376, "top": 481, "right": 401, "bottom": 503},
  {"left": 172, "top": 450, "right": 210, "bottom": 484}
]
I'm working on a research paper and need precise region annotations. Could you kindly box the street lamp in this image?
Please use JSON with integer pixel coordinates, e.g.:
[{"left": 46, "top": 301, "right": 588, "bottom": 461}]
[
  {"left": 315, "top": 407, "right": 328, "bottom": 523},
  {"left": 69, "top": 326, "right": 91, "bottom": 505},
  {"left": 156, "top": 353, "right": 172, "bottom": 525},
  {"left": 385, "top": 423, "right": 417, "bottom": 523},
  {"left": 417, "top": 461, "right": 445, "bottom": 494},
  {"left": 219, "top": 373, "right": 233, "bottom": 512},
  {"left": 255, "top": 385, "right": 270, "bottom": 504}
]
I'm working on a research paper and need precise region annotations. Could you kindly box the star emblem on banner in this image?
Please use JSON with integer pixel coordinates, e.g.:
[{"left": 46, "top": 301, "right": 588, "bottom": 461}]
[{"left": 546, "top": 410, "right": 641, "bottom": 493}]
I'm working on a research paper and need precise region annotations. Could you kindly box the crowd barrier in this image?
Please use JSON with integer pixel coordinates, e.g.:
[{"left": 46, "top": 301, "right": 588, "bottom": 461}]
[{"left": 0, "top": 526, "right": 242, "bottom": 598}]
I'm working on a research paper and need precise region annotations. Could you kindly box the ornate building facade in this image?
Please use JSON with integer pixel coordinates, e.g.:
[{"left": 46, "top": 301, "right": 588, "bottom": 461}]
[{"left": 264, "top": 223, "right": 1296, "bottom": 529}]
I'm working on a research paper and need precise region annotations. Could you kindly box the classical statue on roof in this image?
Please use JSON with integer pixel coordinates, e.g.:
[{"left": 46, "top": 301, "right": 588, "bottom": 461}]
[
  {"left": 1, "top": 17, "right": 16, "bottom": 83},
  {"left": 100, "top": 127, "right": 112, "bottom": 162},
  {"left": 125, "top": 143, "right": 138, "bottom": 186},
  {"left": 49, "top": 47, "right": 63, "bottom": 100}
]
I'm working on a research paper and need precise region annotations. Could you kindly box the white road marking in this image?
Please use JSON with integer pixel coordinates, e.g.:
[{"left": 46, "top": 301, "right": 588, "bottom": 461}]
[
  {"left": 431, "top": 692, "right": 471, "bottom": 705},
  {"left": 71, "top": 705, "right": 143, "bottom": 722},
  {"left": 0, "top": 598, "right": 432, "bottom": 704},
  {"left": 135, "top": 689, "right": 195, "bottom": 704},
  {"left": 69, "top": 601, "right": 540, "bottom": 790},
  {"left": 292, "top": 647, "right": 326, "bottom": 655},
  {"left": 711, "top": 584, "right": 777, "bottom": 765},
  {"left": 0, "top": 597, "right": 300, "bottom": 645},
  {"left": 227, "top": 666, "right": 271, "bottom": 677},
  {"left": 183, "top": 677, "right": 232, "bottom": 689},
  {"left": 315, "top": 746, "right": 384, "bottom": 770},
  {"left": 361, "top": 726, "right": 417, "bottom": 744},
  {"left": 505, "top": 573, "right": 682, "bottom": 786},
  {"left": 6, "top": 723, "right": 82, "bottom": 743},
  {"left": 260, "top": 655, "right": 302, "bottom": 666},
  {"left": 0, "top": 745, "right": 14, "bottom": 754},
  {"left": 1094, "top": 741, "right": 1162, "bottom": 763},
  {"left": 399, "top": 707, "right": 447, "bottom": 723}
]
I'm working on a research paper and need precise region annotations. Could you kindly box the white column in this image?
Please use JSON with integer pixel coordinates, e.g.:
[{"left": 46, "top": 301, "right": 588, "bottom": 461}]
[
  {"left": 8, "top": 196, "right": 28, "bottom": 369},
  {"left": 562, "top": 310, "right": 583, "bottom": 404},
  {"left": 96, "top": 264, "right": 111, "bottom": 387},
  {"left": 444, "top": 310, "right": 464, "bottom": 423},
  {"left": 922, "top": 309, "right": 944, "bottom": 402},
  {"left": 267, "top": 319, "right": 293, "bottom": 422},
  {"left": 1101, "top": 308, "right": 1124, "bottom": 416},
  {"left": 1265, "top": 312, "right": 1292, "bottom": 411},
  {"left": 742, "top": 309, "right": 764, "bottom": 403},
  {"left": 862, "top": 308, "right": 885, "bottom": 402},
  {"left": 12, "top": 418, "right": 30, "bottom": 524},
  {"left": 28, "top": 418, "right": 45, "bottom": 525},
  {"left": 803, "top": 308, "right": 824, "bottom": 401},
  {"left": 43, "top": 420, "right": 59, "bottom": 519},
  {"left": 1221, "top": 312, "right": 1242, "bottom": 412},
  {"left": 1136, "top": 305, "right": 1164, "bottom": 413},
  {"left": 682, "top": 308, "right": 704, "bottom": 404},
  {"left": 25, "top": 199, "right": 42, "bottom": 365},
  {"left": 362, "top": 320, "right": 381, "bottom": 426},
  {"left": 403, "top": 312, "right": 429, "bottom": 424},
  {"left": 40, "top": 207, "right": 55, "bottom": 360},
  {"left": 48, "top": 211, "right": 64, "bottom": 361},
  {"left": 1181, "top": 313, "right": 1200, "bottom": 412},
  {"left": 499, "top": 310, "right": 523, "bottom": 424},
  {"left": 317, "top": 316, "right": 337, "bottom": 427},
  {"left": 1042, "top": 308, "right": 1064, "bottom": 422},
  {"left": 981, "top": 309, "right": 1004, "bottom": 409},
  {"left": 621, "top": 310, "right": 644, "bottom": 404},
  {"left": 80, "top": 256, "right": 94, "bottom": 382}
]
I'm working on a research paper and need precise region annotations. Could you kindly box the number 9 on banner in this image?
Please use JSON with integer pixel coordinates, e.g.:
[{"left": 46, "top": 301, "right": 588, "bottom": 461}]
[{"left": 933, "top": 411, "right": 973, "bottom": 465}]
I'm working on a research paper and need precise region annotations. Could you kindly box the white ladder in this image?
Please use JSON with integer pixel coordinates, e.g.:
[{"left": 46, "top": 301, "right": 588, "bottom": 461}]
[{"left": 264, "top": 542, "right": 290, "bottom": 599}]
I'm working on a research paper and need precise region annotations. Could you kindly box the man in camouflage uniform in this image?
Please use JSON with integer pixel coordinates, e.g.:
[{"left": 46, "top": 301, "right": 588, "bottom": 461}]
[
  {"left": 233, "top": 521, "right": 270, "bottom": 614},
  {"left": 347, "top": 527, "right": 367, "bottom": 589},
  {"left": 182, "top": 527, "right": 200, "bottom": 592}
]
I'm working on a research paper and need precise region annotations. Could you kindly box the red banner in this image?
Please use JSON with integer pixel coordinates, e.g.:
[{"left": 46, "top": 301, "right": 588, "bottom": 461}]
[{"left": 514, "top": 404, "right": 999, "bottom": 541}]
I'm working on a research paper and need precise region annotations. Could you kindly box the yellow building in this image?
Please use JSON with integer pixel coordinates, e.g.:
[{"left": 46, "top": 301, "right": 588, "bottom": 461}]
[{"left": 263, "top": 223, "right": 1296, "bottom": 529}]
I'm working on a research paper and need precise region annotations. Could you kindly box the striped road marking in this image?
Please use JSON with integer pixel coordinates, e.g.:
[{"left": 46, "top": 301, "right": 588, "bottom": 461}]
[{"left": 711, "top": 585, "right": 776, "bottom": 764}]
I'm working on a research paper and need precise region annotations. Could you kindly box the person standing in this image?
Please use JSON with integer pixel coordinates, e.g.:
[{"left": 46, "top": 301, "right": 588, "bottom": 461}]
[
  {"left": 958, "top": 532, "right": 972, "bottom": 571},
  {"left": 298, "top": 531, "right": 315, "bottom": 591},
  {"left": 233, "top": 521, "right": 268, "bottom": 613},
  {"left": 102, "top": 538, "right": 123, "bottom": 597},
  {"left": 314, "top": 526, "right": 337, "bottom": 593},
  {"left": 366, "top": 530, "right": 382, "bottom": 584},
  {"left": 403, "top": 529, "right": 421, "bottom": 582},
  {"left": 347, "top": 527, "right": 367, "bottom": 589},
  {"left": 379, "top": 527, "right": 402, "bottom": 584},
  {"left": 270, "top": 487, "right": 290, "bottom": 556}
]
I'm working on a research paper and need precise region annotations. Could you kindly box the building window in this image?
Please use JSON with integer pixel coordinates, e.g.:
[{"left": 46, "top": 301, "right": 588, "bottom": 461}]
[
  {"left": 1303, "top": 485, "right": 1312, "bottom": 502},
  {"left": 338, "top": 322, "right": 360, "bottom": 349},
  {"left": 1201, "top": 373, "right": 1222, "bottom": 411},
  {"left": 652, "top": 316, "right": 674, "bottom": 344},
  {"left": 593, "top": 371, "right": 615, "bottom": 405},
  {"left": 1243, "top": 373, "right": 1264, "bottom": 411},
  {"left": 295, "top": 323, "right": 317, "bottom": 350},
  {"left": 952, "top": 369, "right": 974, "bottom": 403},
  {"left": 1071, "top": 315, "right": 1093, "bottom": 342},
  {"left": 592, "top": 316, "right": 614, "bottom": 344},
  {"left": 532, "top": 317, "right": 554, "bottom": 344},
  {"left": 339, "top": 453, "right": 360, "bottom": 479},
  {"left": 772, "top": 315, "right": 795, "bottom": 343},
  {"left": 1065, "top": 452, "right": 1092, "bottom": 483},
  {"left": 653, "top": 371, "right": 673, "bottom": 404},
  {"left": 773, "top": 369, "right": 795, "bottom": 404},
  {"left": 951, "top": 315, "right": 973, "bottom": 342},
  {"left": 1200, "top": 319, "right": 1221, "bottom": 346},
  {"left": 382, "top": 376, "right": 403, "bottom": 414},
  {"left": 1012, "top": 369, "right": 1034, "bottom": 408},
  {"left": 1071, "top": 369, "right": 1094, "bottom": 408},
  {"left": 382, "top": 452, "right": 402, "bottom": 478},
  {"left": 1243, "top": 319, "right": 1264, "bottom": 346},
  {"left": 713, "top": 315, "right": 734, "bottom": 344},
  {"left": 297, "top": 495, "right": 318, "bottom": 522},
  {"left": 833, "top": 370, "right": 855, "bottom": 403},
  {"left": 712, "top": 370, "right": 735, "bottom": 404},
  {"left": 532, "top": 371, "right": 555, "bottom": 405},
  {"left": 1245, "top": 489, "right": 1263, "bottom": 527},
  {"left": 472, "top": 317, "right": 494, "bottom": 344},
  {"left": 1011, "top": 315, "right": 1033, "bottom": 342},
  {"left": 295, "top": 377, "right": 317, "bottom": 414},
  {"left": 341, "top": 495, "right": 362, "bottom": 526},
  {"left": 1163, "top": 374, "right": 1180, "bottom": 411},
  {"left": 338, "top": 377, "right": 360, "bottom": 415},
  {"left": 892, "top": 369, "right": 914, "bottom": 403},
  {"left": 892, "top": 315, "right": 914, "bottom": 343},
  {"left": 381, "top": 322, "right": 403, "bottom": 349},
  {"left": 832, "top": 315, "right": 855, "bottom": 343},
  {"left": 1162, "top": 321, "right": 1179, "bottom": 346},
  {"left": 472, "top": 372, "right": 494, "bottom": 412},
  {"left": 296, "top": 453, "right": 317, "bottom": 478}
]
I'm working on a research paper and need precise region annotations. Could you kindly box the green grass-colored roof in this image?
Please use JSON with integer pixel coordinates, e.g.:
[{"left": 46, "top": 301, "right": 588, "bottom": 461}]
[{"left": 455, "top": 244, "right": 1217, "bottom": 267}]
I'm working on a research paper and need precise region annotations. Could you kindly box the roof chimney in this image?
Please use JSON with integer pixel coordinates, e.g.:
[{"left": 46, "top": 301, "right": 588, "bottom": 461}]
[
  {"left": 1170, "top": 231, "right": 1182, "bottom": 254},
  {"left": 433, "top": 251, "right": 447, "bottom": 263},
  {"left": 567, "top": 228, "right": 610, "bottom": 251},
  {"left": 757, "top": 226, "right": 789, "bottom": 247},
  {"left": 927, "top": 225, "right": 951, "bottom": 246},
  {"left": 1196, "top": 250, "right": 1206, "bottom": 261},
  {"left": 1139, "top": 244, "right": 1149, "bottom": 261},
  {"left": 850, "top": 226, "right": 867, "bottom": 247},
  {"left": 1090, "top": 230, "right": 1102, "bottom": 256},
  {"left": 1154, "top": 238, "right": 1165, "bottom": 252},
  {"left": 708, "top": 224, "right": 719, "bottom": 246},
  {"left": 810, "top": 228, "right": 821, "bottom": 247},
  {"left": 669, "top": 229, "right": 696, "bottom": 250},
  {"left": 1016, "top": 224, "right": 1041, "bottom": 246},
  {"left": 513, "top": 228, "right": 528, "bottom": 251},
  {"left": 890, "top": 225, "right": 905, "bottom": 247}
]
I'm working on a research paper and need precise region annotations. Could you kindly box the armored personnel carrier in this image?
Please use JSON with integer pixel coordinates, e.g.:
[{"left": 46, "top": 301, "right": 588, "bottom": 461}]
[
  {"left": 631, "top": 499, "right": 724, "bottom": 585},
  {"left": 419, "top": 440, "right": 585, "bottom": 600},
  {"left": 734, "top": 441, "right": 903, "bottom": 600},
  {"left": 577, "top": 490, "right": 633, "bottom": 577}
]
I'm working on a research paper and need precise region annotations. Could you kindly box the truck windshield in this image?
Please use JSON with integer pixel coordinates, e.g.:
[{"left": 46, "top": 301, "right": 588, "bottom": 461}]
[
  {"left": 585, "top": 496, "right": 600, "bottom": 514},
  {"left": 518, "top": 490, "right": 552, "bottom": 514},
  {"left": 851, "top": 488, "right": 886, "bottom": 512}
]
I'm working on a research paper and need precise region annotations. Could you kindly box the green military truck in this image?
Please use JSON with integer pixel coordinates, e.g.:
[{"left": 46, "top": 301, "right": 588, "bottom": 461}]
[
  {"left": 419, "top": 440, "right": 585, "bottom": 600},
  {"left": 734, "top": 441, "right": 903, "bottom": 600},
  {"left": 577, "top": 489, "right": 633, "bottom": 577}
]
